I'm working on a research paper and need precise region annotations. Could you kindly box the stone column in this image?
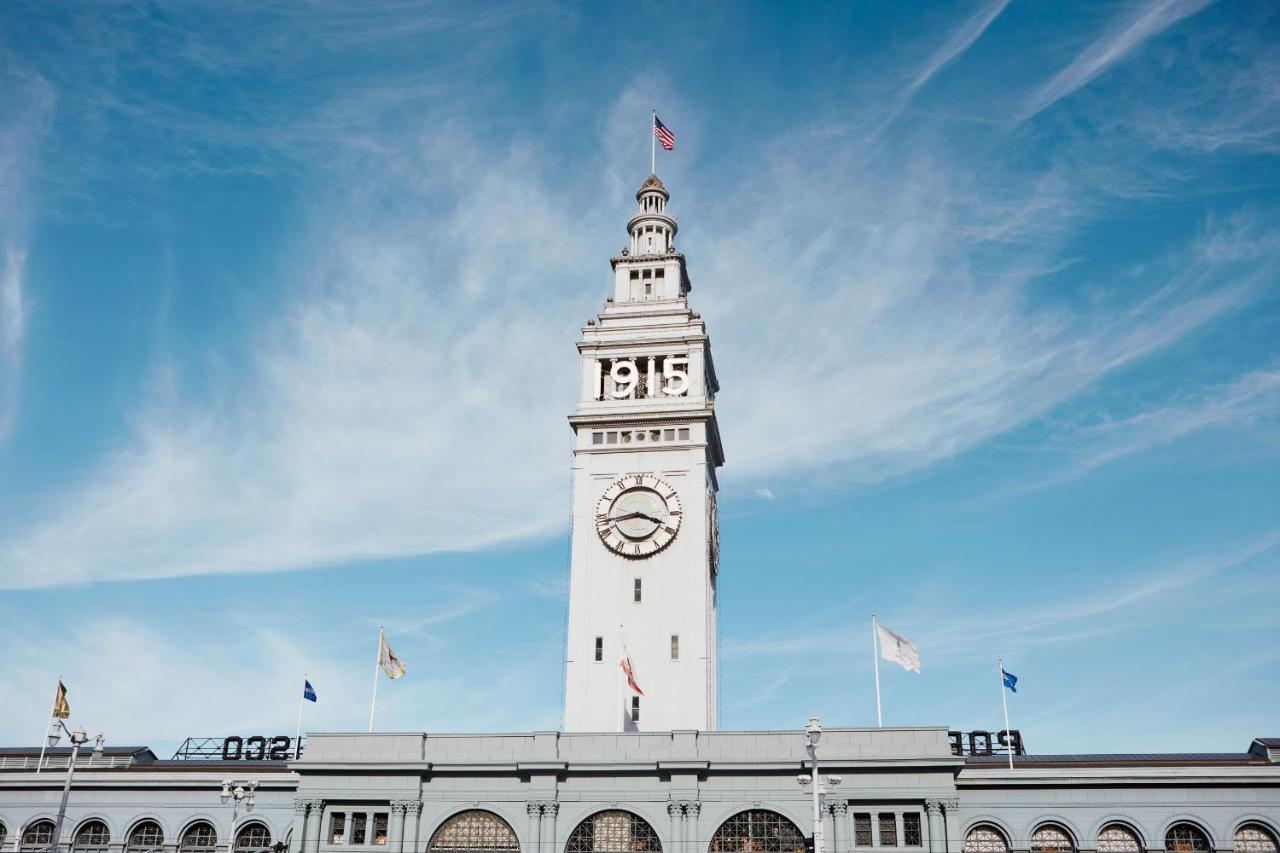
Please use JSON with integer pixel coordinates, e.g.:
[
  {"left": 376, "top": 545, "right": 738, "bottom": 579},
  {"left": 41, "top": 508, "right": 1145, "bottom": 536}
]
[
  {"left": 404, "top": 803, "right": 423, "bottom": 853},
  {"left": 829, "top": 803, "right": 848, "bottom": 853},
  {"left": 289, "top": 799, "right": 311, "bottom": 853},
  {"left": 389, "top": 803, "right": 407, "bottom": 853},
  {"left": 667, "top": 802, "right": 681, "bottom": 853},
  {"left": 527, "top": 802, "right": 543, "bottom": 853},
  {"left": 939, "top": 800, "right": 960, "bottom": 853},
  {"left": 924, "top": 801, "right": 945, "bottom": 853},
  {"left": 685, "top": 802, "right": 700, "bottom": 853},
  {"left": 305, "top": 801, "right": 325, "bottom": 853},
  {"left": 544, "top": 802, "right": 559, "bottom": 853}
]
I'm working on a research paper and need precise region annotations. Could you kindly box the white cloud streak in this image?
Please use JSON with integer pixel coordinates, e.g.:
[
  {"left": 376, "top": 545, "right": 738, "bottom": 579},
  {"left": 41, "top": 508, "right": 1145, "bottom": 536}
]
[
  {"left": 1018, "top": 0, "right": 1220, "bottom": 122},
  {"left": 908, "top": 0, "right": 1012, "bottom": 97}
]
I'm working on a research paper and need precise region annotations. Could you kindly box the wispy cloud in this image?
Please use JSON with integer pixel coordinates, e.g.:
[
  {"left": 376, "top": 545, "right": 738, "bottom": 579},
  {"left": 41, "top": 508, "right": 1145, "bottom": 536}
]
[
  {"left": 0, "top": 67, "right": 55, "bottom": 441},
  {"left": 1017, "top": 0, "right": 1219, "bottom": 122},
  {"left": 908, "top": 0, "right": 1012, "bottom": 97}
]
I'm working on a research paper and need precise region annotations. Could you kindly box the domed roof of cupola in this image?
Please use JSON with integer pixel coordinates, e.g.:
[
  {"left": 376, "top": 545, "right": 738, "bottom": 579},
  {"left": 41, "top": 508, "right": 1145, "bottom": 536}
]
[{"left": 636, "top": 172, "right": 669, "bottom": 199}]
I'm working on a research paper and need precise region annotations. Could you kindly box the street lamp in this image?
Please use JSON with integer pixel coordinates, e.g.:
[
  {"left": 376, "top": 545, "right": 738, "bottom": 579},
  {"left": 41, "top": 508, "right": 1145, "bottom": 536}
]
[
  {"left": 798, "top": 714, "right": 842, "bottom": 853},
  {"left": 45, "top": 720, "right": 105, "bottom": 853},
  {"left": 220, "top": 779, "right": 259, "bottom": 823}
]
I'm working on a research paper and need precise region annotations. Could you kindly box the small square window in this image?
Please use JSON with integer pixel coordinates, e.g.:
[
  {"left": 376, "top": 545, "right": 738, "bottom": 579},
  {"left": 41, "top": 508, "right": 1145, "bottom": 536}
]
[
  {"left": 903, "top": 814, "right": 921, "bottom": 847},
  {"left": 630, "top": 270, "right": 639, "bottom": 280},
  {"left": 373, "top": 815, "right": 388, "bottom": 846},
  {"left": 631, "top": 696, "right": 640, "bottom": 722},
  {"left": 678, "top": 428, "right": 690, "bottom": 440},
  {"left": 878, "top": 814, "right": 898, "bottom": 847},
  {"left": 643, "top": 269, "right": 652, "bottom": 278},
  {"left": 592, "top": 432, "right": 603, "bottom": 445},
  {"left": 670, "top": 635, "right": 679, "bottom": 660},
  {"left": 663, "top": 429, "right": 675, "bottom": 440},
  {"left": 634, "top": 578, "right": 642, "bottom": 603},
  {"left": 351, "top": 814, "right": 368, "bottom": 846},
  {"left": 330, "top": 814, "right": 346, "bottom": 845},
  {"left": 594, "top": 637, "right": 603, "bottom": 662},
  {"left": 606, "top": 432, "right": 618, "bottom": 444},
  {"left": 655, "top": 269, "right": 665, "bottom": 279},
  {"left": 854, "top": 815, "right": 872, "bottom": 847}
]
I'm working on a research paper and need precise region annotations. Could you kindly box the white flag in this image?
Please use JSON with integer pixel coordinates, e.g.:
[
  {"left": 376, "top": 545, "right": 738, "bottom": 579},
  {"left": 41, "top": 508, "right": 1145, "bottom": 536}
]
[
  {"left": 378, "top": 633, "right": 406, "bottom": 679},
  {"left": 876, "top": 623, "right": 921, "bottom": 673}
]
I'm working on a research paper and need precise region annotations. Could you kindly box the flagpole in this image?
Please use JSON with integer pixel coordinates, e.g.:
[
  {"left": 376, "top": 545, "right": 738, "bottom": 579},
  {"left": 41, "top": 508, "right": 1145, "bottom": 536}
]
[
  {"left": 294, "top": 673, "right": 307, "bottom": 760},
  {"left": 618, "top": 623, "right": 625, "bottom": 732},
  {"left": 871, "top": 616, "right": 883, "bottom": 727},
  {"left": 35, "top": 677, "right": 60, "bottom": 774},
  {"left": 998, "top": 658, "right": 1013, "bottom": 771},
  {"left": 651, "top": 110, "right": 656, "bottom": 174},
  {"left": 368, "top": 629, "right": 383, "bottom": 733}
]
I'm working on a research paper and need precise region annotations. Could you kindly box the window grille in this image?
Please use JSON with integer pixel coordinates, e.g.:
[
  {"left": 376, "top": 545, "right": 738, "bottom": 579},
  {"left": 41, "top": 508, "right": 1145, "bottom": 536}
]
[
  {"left": 352, "top": 815, "right": 368, "bottom": 845},
  {"left": 1166, "top": 826, "right": 1212, "bottom": 853},
  {"left": 903, "top": 814, "right": 922, "bottom": 847},
  {"left": 235, "top": 824, "right": 271, "bottom": 851},
  {"left": 331, "top": 815, "right": 347, "bottom": 844},
  {"left": 1235, "top": 826, "right": 1278, "bottom": 853},
  {"left": 964, "top": 827, "right": 1009, "bottom": 853},
  {"left": 180, "top": 822, "right": 218, "bottom": 853},
  {"left": 429, "top": 810, "right": 519, "bottom": 853},
  {"left": 1031, "top": 826, "right": 1075, "bottom": 853},
  {"left": 128, "top": 821, "right": 164, "bottom": 852},
  {"left": 565, "top": 810, "right": 661, "bottom": 853},
  {"left": 709, "top": 809, "right": 806, "bottom": 853},
  {"left": 879, "top": 815, "right": 898, "bottom": 847},
  {"left": 1, "top": 822, "right": 8, "bottom": 851},
  {"left": 854, "top": 815, "right": 872, "bottom": 847},
  {"left": 374, "top": 815, "right": 388, "bottom": 846},
  {"left": 1098, "top": 826, "right": 1141, "bottom": 853},
  {"left": 631, "top": 696, "right": 640, "bottom": 722},
  {"left": 74, "top": 821, "right": 110, "bottom": 853},
  {"left": 22, "top": 821, "right": 56, "bottom": 853}
]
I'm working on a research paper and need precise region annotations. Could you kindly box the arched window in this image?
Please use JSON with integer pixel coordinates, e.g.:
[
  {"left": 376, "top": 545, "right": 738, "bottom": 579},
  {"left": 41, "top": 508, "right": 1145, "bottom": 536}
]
[
  {"left": 1166, "top": 825, "right": 1212, "bottom": 853},
  {"left": 127, "top": 821, "right": 164, "bottom": 853},
  {"left": 708, "top": 810, "right": 804, "bottom": 853},
  {"left": 74, "top": 821, "right": 110, "bottom": 853},
  {"left": 181, "top": 822, "right": 218, "bottom": 853},
  {"left": 566, "top": 810, "right": 662, "bottom": 853},
  {"left": 1098, "top": 825, "right": 1142, "bottom": 853},
  {"left": 429, "top": 810, "right": 519, "bottom": 853},
  {"left": 1235, "top": 826, "right": 1278, "bottom": 853},
  {"left": 235, "top": 824, "right": 272, "bottom": 852},
  {"left": 23, "top": 821, "right": 57, "bottom": 853},
  {"left": 1, "top": 821, "right": 8, "bottom": 851},
  {"left": 965, "top": 827, "right": 1010, "bottom": 853},
  {"left": 1032, "top": 826, "right": 1076, "bottom": 853}
]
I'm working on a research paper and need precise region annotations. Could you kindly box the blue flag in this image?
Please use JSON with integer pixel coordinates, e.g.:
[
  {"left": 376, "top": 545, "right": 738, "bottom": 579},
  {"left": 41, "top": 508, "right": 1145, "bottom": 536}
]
[
  {"left": 303, "top": 679, "right": 317, "bottom": 702},
  {"left": 1002, "top": 669, "right": 1018, "bottom": 693}
]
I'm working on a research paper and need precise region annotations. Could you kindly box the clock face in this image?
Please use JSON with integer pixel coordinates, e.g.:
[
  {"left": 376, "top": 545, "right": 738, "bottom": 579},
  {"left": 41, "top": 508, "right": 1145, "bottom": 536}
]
[{"left": 596, "top": 473, "right": 683, "bottom": 559}]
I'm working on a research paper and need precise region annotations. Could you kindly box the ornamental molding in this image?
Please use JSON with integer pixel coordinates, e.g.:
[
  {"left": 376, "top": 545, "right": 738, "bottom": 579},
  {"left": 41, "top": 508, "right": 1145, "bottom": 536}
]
[
  {"left": 293, "top": 800, "right": 310, "bottom": 815},
  {"left": 829, "top": 803, "right": 849, "bottom": 817},
  {"left": 405, "top": 801, "right": 423, "bottom": 816}
]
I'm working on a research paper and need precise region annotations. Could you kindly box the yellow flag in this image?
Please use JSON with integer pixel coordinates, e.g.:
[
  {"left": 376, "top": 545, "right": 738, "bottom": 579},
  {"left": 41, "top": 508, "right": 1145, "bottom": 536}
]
[
  {"left": 378, "top": 633, "right": 406, "bottom": 680},
  {"left": 52, "top": 681, "right": 70, "bottom": 719}
]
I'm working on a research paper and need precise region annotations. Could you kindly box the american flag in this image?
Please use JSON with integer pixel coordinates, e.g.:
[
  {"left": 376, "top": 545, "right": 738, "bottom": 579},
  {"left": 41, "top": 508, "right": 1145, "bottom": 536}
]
[{"left": 654, "top": 115, "right": 675, "bottom": 151}]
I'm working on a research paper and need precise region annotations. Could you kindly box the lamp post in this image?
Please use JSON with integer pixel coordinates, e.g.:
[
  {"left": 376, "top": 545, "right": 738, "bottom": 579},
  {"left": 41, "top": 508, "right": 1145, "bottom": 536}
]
[
  {"left": 797, "top": 714, "right": 842, "bottom": 853},
  {"left": 45, "top": 719, "right": 105, "bottom": 853},
  {"left": 221, "top": 779, "right": 259, "bottom": 825}
]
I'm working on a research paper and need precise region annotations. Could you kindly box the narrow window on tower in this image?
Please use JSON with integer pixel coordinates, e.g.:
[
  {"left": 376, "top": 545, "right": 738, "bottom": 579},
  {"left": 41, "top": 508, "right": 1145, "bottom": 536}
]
[
  {"left": 594, "top": 636, "right": 603, "bottom": 662},
  {"left": 634, "top": 578, "right": 642, "bottom": 602},
  {"left": 631, "top": 696, "right": 640, "bottom": 722},
  {"left": 670, "top": 634, "right": 679, "bottom": 660},
  {"left": 678, "top": 428, "right": 690, "bottom": 440}
]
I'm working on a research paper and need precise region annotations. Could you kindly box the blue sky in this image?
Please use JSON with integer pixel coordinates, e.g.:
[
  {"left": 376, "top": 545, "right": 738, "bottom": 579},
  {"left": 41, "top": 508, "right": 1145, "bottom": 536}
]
[{"left": 1, "top": 0, "right": 1277, "bottom": 757}]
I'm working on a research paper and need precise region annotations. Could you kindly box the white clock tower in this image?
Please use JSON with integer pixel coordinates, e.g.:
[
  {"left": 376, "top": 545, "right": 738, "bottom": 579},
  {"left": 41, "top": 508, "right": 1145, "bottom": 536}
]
[{"left": 563, "top": 173, "right": 724, "bottom": 733}]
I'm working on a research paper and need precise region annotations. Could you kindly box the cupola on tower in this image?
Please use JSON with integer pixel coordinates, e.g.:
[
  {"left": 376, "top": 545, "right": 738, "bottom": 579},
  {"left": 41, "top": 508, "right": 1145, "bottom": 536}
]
[{"left": 563, "top": 174, "right": 724, "bottom": 732}]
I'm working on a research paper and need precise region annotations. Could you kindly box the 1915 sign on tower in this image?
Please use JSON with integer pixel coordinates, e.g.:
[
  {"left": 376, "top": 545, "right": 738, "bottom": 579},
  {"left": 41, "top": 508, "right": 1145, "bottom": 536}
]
[{"left": 563, "top": 174, "right": 724, "bottom": 732}]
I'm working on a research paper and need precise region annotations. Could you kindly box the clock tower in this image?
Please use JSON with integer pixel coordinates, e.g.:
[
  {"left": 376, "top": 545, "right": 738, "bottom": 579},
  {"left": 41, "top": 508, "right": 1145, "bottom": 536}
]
[{"left": 563, "top": 173, "right": 724, "bottom": 732}]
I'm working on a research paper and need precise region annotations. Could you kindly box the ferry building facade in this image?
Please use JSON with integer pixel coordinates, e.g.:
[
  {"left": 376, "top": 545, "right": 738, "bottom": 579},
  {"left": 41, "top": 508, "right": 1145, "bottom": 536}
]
[{"left": 1, "top": 175, "right": 1277, "bottom": 853}]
